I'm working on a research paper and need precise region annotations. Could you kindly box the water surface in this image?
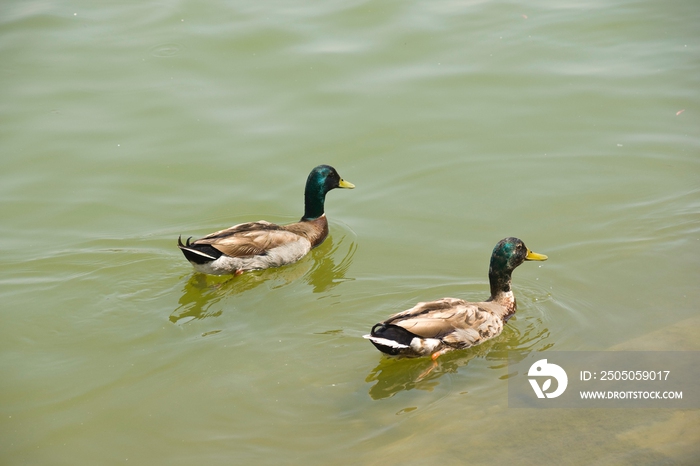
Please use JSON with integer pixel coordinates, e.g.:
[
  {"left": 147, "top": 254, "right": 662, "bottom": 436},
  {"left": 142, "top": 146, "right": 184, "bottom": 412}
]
[{"left": 2, "top": 0, "right": 699, "bottom": 464}]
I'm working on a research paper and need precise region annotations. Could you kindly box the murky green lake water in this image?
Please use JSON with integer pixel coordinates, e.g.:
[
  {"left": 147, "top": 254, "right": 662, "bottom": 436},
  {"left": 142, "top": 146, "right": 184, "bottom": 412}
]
[{"left": 2, "top": 0, "right": 699, "bottom": 464}]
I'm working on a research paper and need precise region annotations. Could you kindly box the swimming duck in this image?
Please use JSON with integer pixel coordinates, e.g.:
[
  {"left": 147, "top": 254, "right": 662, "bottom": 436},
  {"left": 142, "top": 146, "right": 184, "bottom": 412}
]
[
  {"left": 178, "top": 165, "right": 354, "bottom": 275},
  {"left": 364, "top": 237, "right": 547, "bottom": 359}
]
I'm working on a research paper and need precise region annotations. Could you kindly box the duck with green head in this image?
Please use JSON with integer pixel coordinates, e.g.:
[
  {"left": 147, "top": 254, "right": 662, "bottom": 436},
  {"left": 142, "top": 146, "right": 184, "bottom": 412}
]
[
  {"left": 178, "top": 165, "right": 354, "bottom": 275},
  {"left": 364, "top": 237, "right": 547, "bottom": 359}
]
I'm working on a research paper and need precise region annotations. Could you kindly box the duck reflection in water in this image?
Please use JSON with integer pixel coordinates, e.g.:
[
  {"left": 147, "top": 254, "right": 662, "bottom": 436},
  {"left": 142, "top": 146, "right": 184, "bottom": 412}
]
[{"left": 170, "top": 234, "right": 356, "bottom": 324}]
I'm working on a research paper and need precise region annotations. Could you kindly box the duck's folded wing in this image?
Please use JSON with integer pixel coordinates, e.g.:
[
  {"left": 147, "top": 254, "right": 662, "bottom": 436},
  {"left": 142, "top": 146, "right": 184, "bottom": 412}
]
[
  {"left": 382, "top": 298, "right": 463, "bottom": 337},
  {"left": 198, "top": 220, "right": 280, "bottom": 239},
  {"left": 386, "top": 298, "right": 502, "bottom": 341},
  {"left": 192, "top": 222, "right": 303, "bottom": 258}
]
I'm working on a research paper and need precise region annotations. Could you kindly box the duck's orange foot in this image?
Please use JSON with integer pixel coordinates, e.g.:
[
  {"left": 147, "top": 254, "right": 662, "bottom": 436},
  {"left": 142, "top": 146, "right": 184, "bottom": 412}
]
[
  {"left": 417, "top": 359, "right": 439, "bottom": 381},
  {"left": 234, "top": 269, "right": 244, "bottom": 276}
]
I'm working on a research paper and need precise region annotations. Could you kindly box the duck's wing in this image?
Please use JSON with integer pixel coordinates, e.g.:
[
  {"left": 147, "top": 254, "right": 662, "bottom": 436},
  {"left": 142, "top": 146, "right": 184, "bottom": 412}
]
[
  {"left": 190, "top": 221, "right": 305, "bottom": 258},
  {"left": 385, "top": 298, "right": 505, "bottom": 344}
]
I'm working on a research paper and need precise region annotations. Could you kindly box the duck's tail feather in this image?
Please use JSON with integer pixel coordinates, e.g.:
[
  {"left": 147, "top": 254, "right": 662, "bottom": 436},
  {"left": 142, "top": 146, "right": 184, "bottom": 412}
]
[
  {"left": 363, "top": 323, "right": 418, "bottom": 356},
  {"left": 177, "top": 235, "right": 223, "bottom": 264}
]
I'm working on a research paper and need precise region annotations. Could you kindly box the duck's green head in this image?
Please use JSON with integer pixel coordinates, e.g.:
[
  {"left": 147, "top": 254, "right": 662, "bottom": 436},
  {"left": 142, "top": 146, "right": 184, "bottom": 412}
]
[
  {"left": 303, "top": 165, "right": 354, "bottom": 220},
  {"left": 488, "top": 237, "right": 547, "bottom": 293},
  {"left": 490, "top": 237, "right": 548, "bottom": 272}
]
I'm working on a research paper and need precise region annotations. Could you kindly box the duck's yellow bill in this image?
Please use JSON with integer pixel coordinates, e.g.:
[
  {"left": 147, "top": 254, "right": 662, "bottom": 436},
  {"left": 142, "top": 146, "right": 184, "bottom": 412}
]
[
  {"left": 339, "top": 179, "right": 355, "bottom": 189},
  {"left": 526, "top": 250, "right": 548, "bottom": 261}
]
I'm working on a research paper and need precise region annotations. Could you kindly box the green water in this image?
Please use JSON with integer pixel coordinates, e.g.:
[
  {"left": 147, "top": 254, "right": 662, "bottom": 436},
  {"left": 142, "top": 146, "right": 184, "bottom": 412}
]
[{"left": 2, "top": 0, "right": 699, "bottom": 464}]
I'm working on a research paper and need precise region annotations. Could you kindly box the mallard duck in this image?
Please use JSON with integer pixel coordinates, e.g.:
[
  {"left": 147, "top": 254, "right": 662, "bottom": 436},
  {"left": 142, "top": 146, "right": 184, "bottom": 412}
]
[
  {"left": 178, "top": 165, "right": 354, "bottom": 275},
  {"left": 364, "top": 237, "right": 547, "bottom": 359}
]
